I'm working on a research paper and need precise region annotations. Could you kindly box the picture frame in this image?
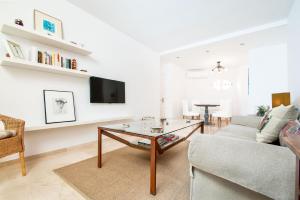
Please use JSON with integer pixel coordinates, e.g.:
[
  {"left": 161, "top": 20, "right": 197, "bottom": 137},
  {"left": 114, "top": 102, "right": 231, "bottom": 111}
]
[
  {"left": 34, "top": 9, "right": 63, "bottom": 39},
  {"left": 3, "top": 39, "right": 25, "bottom": 59},
  {"left": 43, "top": 90, "right": 76, "bottom": 124}
]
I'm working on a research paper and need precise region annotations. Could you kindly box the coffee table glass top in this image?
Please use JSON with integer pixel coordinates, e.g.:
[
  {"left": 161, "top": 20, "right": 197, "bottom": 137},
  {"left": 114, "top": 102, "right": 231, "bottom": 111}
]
[{"left": 99, "top": 119, "right": 203, "bottom": 137}]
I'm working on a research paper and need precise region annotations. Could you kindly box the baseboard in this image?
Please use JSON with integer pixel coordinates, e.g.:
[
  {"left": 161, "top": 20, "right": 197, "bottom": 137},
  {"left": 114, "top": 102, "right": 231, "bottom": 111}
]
[{"left": 0, "top": 137, "right": 111, "bottom": 168}]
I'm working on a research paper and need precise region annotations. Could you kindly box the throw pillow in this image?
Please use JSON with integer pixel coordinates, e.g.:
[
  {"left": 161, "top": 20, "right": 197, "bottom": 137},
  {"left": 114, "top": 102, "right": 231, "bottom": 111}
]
[
  {"left": 257, "top": 109, "right": 271, "bottom": 130},
  {"left": 279, "top": 120, "right": 300, "bottom": 146},
  {"left": 256, "top": 105, "right": 299, "bottom": 143},
  {"left": 269, "top": 105, "right": 299, "bottom": 120}
]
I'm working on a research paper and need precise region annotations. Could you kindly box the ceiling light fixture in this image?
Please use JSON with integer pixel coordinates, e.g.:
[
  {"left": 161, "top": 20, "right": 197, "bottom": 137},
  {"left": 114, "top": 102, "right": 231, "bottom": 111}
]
[{"left": 212, "top": 61, "right": 227, "bottom": 73}]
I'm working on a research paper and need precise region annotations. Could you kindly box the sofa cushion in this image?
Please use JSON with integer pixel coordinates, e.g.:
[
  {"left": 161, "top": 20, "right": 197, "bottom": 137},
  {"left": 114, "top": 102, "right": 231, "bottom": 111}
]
[
  {"left": 188, "top": 134, "right": 296, "bottom": 200},
  {"left": 256, "top": 105, "right": 299, "bottom": 143},
  {"left": 231, "top": 116, "right": 262, "bottom": 128},
  {"left": 216, "top": 124, "right": 257, "bottom": 142},
  {"left": 0, "top": 130, "right": 17, "bottom": 140}
]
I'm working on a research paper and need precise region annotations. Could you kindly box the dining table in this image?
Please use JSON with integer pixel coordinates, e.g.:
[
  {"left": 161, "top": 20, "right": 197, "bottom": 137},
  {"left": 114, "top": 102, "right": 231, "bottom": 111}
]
[{"left": 194, "top": 104, "right": 220, "bottom": 125}]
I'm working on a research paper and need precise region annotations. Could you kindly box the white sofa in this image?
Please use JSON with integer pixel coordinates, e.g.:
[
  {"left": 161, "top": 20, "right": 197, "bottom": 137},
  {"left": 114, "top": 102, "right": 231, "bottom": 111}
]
[{"left": 188, "top": 115, "right": 296, "bottom": 200}]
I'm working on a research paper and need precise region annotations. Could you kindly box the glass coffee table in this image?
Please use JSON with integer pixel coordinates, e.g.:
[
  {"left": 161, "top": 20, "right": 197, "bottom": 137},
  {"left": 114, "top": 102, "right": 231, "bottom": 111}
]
[{"left": 97, "top": 119, "right": 204, "bottom": 195}]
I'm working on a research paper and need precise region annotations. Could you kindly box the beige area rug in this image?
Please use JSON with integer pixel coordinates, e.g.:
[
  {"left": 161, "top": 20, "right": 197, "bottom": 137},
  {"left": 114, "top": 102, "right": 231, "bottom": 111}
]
[{"left": 54, "top": 142, "right": 190, "bottom": 200}]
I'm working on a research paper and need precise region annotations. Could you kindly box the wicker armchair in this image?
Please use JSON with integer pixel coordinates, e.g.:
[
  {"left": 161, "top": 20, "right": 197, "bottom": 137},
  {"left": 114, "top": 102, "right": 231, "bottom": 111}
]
[{"left": 0, "top": 114, "right": 26, "bottom": 176}]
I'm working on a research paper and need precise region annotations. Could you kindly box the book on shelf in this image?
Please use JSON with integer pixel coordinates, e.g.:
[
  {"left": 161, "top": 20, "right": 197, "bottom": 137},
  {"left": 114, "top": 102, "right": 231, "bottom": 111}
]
[
  {"left": 137, "top": 134, "right": 179, "bottom": 147},
  {"left": 36, "top": 50, "right": 76, "bottom": 70}
]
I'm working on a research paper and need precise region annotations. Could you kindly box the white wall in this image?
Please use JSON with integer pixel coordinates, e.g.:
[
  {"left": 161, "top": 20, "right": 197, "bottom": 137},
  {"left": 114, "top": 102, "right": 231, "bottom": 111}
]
[
  {"left": 185, "top": 66, "right": 248, "bottom": 115},
  {"left": 288, "top": 0, "right": 300, "bottom": 104},
  {"left": 160, "top": 63, "right": 248, "bottom": 117},
  {"left": 162, "top": 44, "right": 288, "bottom": 117},
  {"left": 248, "top": 44, "right": 288, "bottom": 113},
  {"left": 0, "top": 0, "right": 160, "bottom": 161},
  {"left": 161, "top": 63, "right": 186, "bottom": 118}
]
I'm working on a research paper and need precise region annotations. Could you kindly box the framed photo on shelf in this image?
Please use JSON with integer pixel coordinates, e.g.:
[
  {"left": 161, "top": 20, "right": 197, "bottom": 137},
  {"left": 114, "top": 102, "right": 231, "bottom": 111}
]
[
  {"left": 3, "top": 39, "right": 25, "bottom": 59},
  {"left": 34, "top": 9, "right": 63, "bottom": 39},
  {"left": 43, "top": 90, "right": 76, "bottom": 124}
]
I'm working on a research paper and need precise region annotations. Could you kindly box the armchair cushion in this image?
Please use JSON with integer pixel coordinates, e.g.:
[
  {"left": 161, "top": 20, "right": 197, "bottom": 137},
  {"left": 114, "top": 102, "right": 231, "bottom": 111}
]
[
  {"left": 0, "top": 130, "right": 17, "bottom": 140},
  {"left": 0, "top": 121, "right": 4, "bottom": 131}
]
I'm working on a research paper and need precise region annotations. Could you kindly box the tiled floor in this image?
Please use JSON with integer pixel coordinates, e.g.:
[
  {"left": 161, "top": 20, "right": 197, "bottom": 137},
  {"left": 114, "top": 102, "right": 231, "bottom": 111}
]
[{"left": 0, "top": 124, "right": 222, "bottom": 200}]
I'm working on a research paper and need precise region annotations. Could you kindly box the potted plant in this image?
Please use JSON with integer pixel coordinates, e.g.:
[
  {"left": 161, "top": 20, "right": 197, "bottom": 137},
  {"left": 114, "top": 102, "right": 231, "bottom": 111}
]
[{"left": 256, "top": 105, "right": 270, "bottom": 117}]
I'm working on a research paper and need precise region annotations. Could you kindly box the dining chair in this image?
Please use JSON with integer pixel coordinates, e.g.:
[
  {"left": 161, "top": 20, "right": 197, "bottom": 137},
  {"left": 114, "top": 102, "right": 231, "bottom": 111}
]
[
  {"left": 210, "top": 103, "right": 222, "bottom": 122},
  {"left": 191, "top": 100, "right": 204, "bottom": 118},
  {"left": 182, "top": 100, "right": 200, "bottom": 119},
  {"left": 212, "top": 100, "right": 232, "bottom": 127}
]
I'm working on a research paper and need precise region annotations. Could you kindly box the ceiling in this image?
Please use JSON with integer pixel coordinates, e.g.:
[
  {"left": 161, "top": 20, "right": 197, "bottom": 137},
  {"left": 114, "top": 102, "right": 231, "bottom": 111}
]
[
  {"left": 160, "top": 25, "right": 287, "bottom": 69},
  {"left": 68, "top": 0, "right": 294, "bottom": 52}
]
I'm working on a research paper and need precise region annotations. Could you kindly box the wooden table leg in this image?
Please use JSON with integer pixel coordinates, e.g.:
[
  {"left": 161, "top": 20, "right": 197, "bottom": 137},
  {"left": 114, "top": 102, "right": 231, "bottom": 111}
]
[
  {"left": 150, "top": 137, "right": 157, "bottom": 195},
  {"left": 200, "top": 122, "right": 204, "bottom": 134},
  {"left": 98, "top": 128, "right": 102, "bottom": 168}
]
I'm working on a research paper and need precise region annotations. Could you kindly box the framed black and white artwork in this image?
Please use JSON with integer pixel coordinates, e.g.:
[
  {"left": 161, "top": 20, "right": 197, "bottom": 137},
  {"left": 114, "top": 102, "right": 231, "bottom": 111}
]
[{"left": 43, "top": 90, "right": 76, "bottom": 124}]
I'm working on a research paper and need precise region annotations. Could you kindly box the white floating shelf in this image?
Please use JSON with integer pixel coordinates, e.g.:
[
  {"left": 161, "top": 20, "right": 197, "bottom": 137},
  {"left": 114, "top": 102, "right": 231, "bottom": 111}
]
[
  {"left": 0, "top": 58, "right": 92, "bottom": 78},
  {"left": 25, "top": 116, "right": 132, "bottom": 132},
  {"left": 1, "top": 24, "right": 92, "bottom": 55}
]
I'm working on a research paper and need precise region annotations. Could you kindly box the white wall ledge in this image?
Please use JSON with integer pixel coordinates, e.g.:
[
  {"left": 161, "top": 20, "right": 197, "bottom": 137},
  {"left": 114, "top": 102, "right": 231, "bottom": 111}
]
[
  {"left": 1, "top": 24, "right": 92, "bottom": 55},
  {"left": 25, "top": 116, "right": 132, "bottom": 132}
]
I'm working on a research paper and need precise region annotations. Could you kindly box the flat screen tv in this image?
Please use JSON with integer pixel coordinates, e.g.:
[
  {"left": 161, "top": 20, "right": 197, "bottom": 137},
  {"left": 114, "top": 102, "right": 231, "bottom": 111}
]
[{"left": 90, "top": 76, "right": 125, "bottom": 103}]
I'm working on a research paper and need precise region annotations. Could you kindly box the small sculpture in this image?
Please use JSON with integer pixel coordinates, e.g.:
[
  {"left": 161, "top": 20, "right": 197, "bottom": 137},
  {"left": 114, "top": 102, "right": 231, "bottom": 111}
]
[{"left": 15, "top": 19, "right": 24, "bottom": 26}]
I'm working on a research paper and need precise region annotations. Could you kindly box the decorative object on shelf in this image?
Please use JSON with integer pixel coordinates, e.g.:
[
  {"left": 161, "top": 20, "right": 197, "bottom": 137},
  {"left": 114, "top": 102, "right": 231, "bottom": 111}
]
[
  {"left": 256, "top": 105, "right": 270, "bottom": 117},
  {"left": 34, "top": 10, "right": 63, "bottom": 39},
  {"left": 212, "top": 61, "right": 227, "bottom": 73},
  {"left": 14, "top": 19, "right": 24, "bottom": 26},
  {"left": 71, "top": 59, "right": 77, "bottom": 70},
  {"left": 151, "top": 127, "right": 163, "bottom": 133},
  {"left": 70, "top": 41, "right": 85, "bottom": 48},
  {"left": 43, "top": 90, "right": 76, "bottom": 124},
  {"left": 70, "top": 41, "right": 77, "bottom": 45},
  {"left": 3, "top": 39, "right": 25, "bottom": 59}
]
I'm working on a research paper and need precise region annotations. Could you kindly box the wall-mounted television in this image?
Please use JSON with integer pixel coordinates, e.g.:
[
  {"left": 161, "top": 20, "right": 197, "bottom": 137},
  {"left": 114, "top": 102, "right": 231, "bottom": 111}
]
[{"left": 90, "top": 76, "right": 125, "bottom": 103}]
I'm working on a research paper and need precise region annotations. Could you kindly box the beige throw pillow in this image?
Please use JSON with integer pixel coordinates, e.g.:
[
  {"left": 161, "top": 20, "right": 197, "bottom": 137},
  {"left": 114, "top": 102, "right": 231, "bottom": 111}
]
[
  {"left": 269, "top": 105, "right": 298, "bottom": 120},
  {"left": 256, "top": 105, "right": 299, "bottom": 143}
]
